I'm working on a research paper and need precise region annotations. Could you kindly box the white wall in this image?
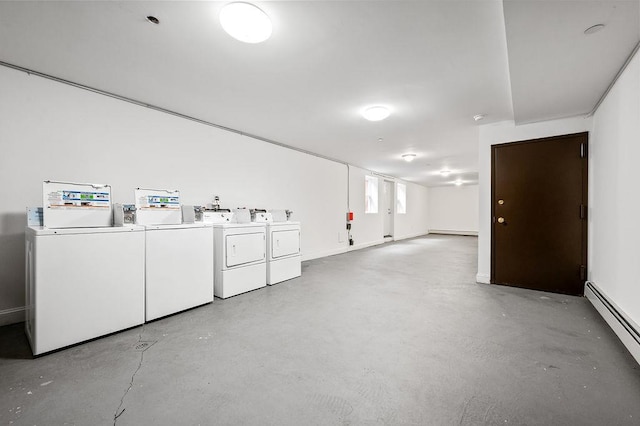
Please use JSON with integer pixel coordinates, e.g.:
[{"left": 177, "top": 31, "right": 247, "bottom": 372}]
[
  {"left": 347, "top": 166, "right": 429, "bottom": 250},
  {"left": 348, "top": 166, "right": 384, "bottom": 250},
  {"left": 0, "top": 66, "right": 350, "bottom": 325},
  {"left": 392, "top": 180, "right": 430, "bottom": 240},
  {"left": 427, "top": 184, "right": 479, "bottom": 235},
  {"left": 476, "top": 116, "right": 592, "bottom": 283},
  {"left": 590, "top": 50, "right": 640, "bottom": 328}
]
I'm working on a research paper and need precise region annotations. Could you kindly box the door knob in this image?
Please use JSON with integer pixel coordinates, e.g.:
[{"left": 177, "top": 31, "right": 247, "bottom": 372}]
[{"left": 497, "top": 217, "right": 505, "bottom": 224}]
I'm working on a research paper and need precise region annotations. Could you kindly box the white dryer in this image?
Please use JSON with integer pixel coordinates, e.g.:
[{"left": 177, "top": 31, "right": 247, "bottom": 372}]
[
  {"left": 25, "top": 225, "right": 145, "bottom": 355},
  {"left": 266, "top": 222, "right": 301, "bottom": 285},
  {"left": 212, "top": 222, "right": 266, "bottom": 298},
  {"left": 143, "top": 223, "right": 214, "bottom": 321}
]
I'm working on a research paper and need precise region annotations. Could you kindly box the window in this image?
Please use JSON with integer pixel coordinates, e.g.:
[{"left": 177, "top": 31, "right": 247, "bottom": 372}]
[
  {"left": 396, "top": 183, "right": 406, "bottom": 214},
  {"left": 365, "top": 175, "right": 378, "bottom": 213}
]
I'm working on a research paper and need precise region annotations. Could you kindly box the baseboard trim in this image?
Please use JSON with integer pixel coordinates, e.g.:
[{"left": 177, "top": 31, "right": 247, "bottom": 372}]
[
  {"left": 304, "top": 234, "right": 433, "bottom": 259},
  {"left": 585, "top": 281, "right": 640, "bottom": 365},
  {"left": 0, "top": 306, "right": 25, "bottom": 327},
  {"left": 302, "top": 247, "right": 348, "bottom": 262},
  {"left": 476, "top": 273, "right": 490, "bottom": 284},
  {"left": 429, "top": 229, "right": 478, "bottom": 236},
  {"left": 349, "top": 239, "right": 385, "bottom": 251},
  {"left": 393, "top": 232, "right": 429, "bottom": 241}
]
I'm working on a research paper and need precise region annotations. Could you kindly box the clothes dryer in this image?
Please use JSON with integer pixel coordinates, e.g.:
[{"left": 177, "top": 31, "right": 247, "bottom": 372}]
[
  {"left": 212, "top": 222, "right": 266, "bottom": 298},
  {"left": 266, "top": 222, "right": 301, "bottom": 285}
]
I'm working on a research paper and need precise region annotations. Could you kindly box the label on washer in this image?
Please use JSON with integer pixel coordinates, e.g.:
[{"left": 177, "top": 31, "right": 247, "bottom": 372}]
[
  {"left": 135, "top": 189, "right": 180, "bottom": 210},
  {"left": 47, "top": 189, "right": 110, "bottom": 209}
]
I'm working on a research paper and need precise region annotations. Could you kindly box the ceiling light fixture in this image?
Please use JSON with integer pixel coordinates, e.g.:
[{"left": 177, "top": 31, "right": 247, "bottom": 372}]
[
  {"left": 146, "top": 16, "right": 160, "bottom": 25},
  {"left": 584, "top": 24, "right": 605, "bottom": 35},
  {"left": 363, "top": 106, "right": 390, "bottom": 121},
  {"left": 402, "top": 154, "right": 416, "bottom": 162},
  {"left": 220, "top": 2, "right": 272, "bottom": 44},
  {"left": 454, "top": 179, "right": 463, "bottom": 186},
  {"left": 440, "top": 170, "right": 451, "bottom": 177},
  {"left": 473, "top": 114, "right": 485, "bottom": 122}
]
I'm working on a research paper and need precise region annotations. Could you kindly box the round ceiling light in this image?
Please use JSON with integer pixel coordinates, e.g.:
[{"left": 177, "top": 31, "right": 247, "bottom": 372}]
[
  {"left": 440, "top": 170, "right": 451, "bottom": 177},
  {"left": 454, "top": 179, "right": 463, "bottom": 186},
  {"left": 362, "top": 106, "right": 390, "bottom": 121},
  {"left": 402, "top": 154, "right": 416, "bottom": 162},
  {"left": 220, "top": 2, "right": 272, "bottom": 44},
  {"left": 473, "top": 114, "right": 485, "bottom": 122}
]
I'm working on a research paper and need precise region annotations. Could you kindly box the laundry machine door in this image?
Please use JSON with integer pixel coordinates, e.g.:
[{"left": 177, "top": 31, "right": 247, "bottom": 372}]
[
  {"left": 226, "top": 232, "right": 265, "bottom": 267},
  {"left": 272, "top": 229, "right": 300, "bottom": 258}
]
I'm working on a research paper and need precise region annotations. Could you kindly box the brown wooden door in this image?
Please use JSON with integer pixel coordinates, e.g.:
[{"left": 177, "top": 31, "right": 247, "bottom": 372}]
[{"left": 491, "top": 132, "right": 588, "bottom": 296}]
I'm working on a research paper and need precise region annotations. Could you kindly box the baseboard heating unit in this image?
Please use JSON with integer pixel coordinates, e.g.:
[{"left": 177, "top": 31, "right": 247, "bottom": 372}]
[{"left": 585, "top": 281, "right": 640, "bottom": 365}]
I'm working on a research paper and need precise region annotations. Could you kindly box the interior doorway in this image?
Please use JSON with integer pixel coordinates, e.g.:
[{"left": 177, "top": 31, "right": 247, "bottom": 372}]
[
  {"left": 491, "top": 132, "right": 588, "bottom": 296},
  {"left": 382, "top": 180, "right": 394, "bottom": 240}
]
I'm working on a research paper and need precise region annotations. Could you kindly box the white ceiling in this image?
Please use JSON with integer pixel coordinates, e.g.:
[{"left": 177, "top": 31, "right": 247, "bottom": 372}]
[
  {"left": 505, "top": 0, "right": 639, "bottom": 124},
  {"left": 0, "top": 1, "right": 637, "bottom": 186}
]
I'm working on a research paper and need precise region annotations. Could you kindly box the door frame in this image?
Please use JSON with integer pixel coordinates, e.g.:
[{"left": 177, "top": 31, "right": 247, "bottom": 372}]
[
  {"left": 490, "top": 132, "right": 589, "bottom": 291},
  {"left": 383, "top": 179, "right": 395, "bottom": 239}
]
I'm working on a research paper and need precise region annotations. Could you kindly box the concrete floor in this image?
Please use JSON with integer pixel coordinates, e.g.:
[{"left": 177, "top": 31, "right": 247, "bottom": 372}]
[{"left": 1, "top": 235, "right": 639, "bottom": 425}]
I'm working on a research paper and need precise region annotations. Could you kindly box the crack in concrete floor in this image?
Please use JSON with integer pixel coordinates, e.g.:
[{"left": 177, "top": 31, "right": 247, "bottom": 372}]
[{"left": 113, "top": 326, "right": 147, "bottom": 425}]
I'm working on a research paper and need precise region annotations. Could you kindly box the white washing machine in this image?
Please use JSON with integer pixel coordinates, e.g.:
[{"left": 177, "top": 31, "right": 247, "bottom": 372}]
[
  {"left": 133, "top": 188, "right": 214, "bottom": 321},
  {"left": 25, "top": 225, "right": 145, "bottom": 355},
  {"left": 266, "top": 222, "right": 301, "bottom": 285},
  {"left": 143, "top": 223, "right": 214, "bottom": 321},
  {"left": 212, "top": 222, "right": 266, "bottom": 298}
]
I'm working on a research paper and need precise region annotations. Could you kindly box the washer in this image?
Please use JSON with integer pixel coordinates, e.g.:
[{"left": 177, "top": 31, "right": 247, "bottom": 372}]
[
  {"left": 25, "top": 225, "right": 145, "bottom": 355},
  {"left": 212, "top": 222, "right": 266, "bottom": 298},
  {"left": 266, "top": 221, "right": 301, "bottom": 285},
  {"left": 143, "top": 223, "right": 214, "bottom": 321},
  {"left": 133, "top": 188, "right": 214, "bottom": 321}
]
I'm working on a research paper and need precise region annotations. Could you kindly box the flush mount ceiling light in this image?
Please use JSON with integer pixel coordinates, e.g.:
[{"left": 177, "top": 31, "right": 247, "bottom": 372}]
[
  {"left": 454, "top": 179, "right": 463, "bottom": 186},
  {"left": 220, "top": 2, "right": 272, "bottom": 43},
  {"left": 473, "top": 114, "right": 485, "bottom": 122},
  {"left": 362, "top": 106, "right": 390, "bottom": 121},
  {"left": 402, "top": 154, "right": 417, "bottom": 162},
  {"left": 440, "top": 170, "right": 451, "bottom": 177},
  {"left": 584, "top": 24, "right": 605, "bottom": 35}
]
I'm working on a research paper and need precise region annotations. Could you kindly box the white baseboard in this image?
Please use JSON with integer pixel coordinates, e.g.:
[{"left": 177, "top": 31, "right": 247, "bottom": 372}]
[
  {"left": 304, "top": 234, "right": 432, "bottom": 260},
  {"left": 0, "top": 306, "right": 25, "bottom": 327},
  {"left": 476, "top": 273, "right": 490, "bottom": 284},
  {"left": 349, "top": 239, "right": 385, "bottom": 251},
  {"left": 393, "top": 232, "right": 429, "bottom": 241},
  {"left": 585, "top": 282, "right": 640, "bottom": 365},
  {"left": 429, "top": 229, "right": 478, "bottom": 236},
  {"left": 302, "top": 247, "right": 348, "bottom": 262}
]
